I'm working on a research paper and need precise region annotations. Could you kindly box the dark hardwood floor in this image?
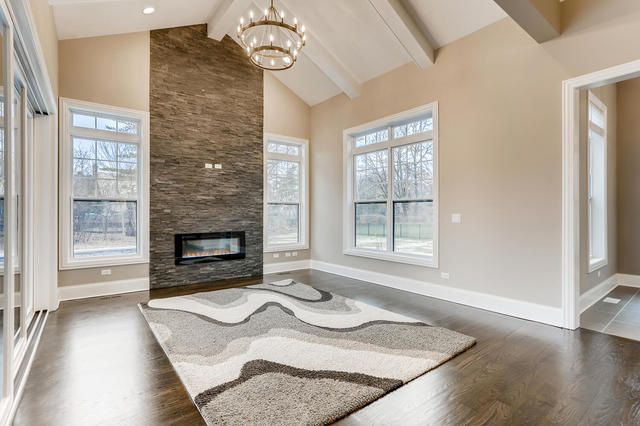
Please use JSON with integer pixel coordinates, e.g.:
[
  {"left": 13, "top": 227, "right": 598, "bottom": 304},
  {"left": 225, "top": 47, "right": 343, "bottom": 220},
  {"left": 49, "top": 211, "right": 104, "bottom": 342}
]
[{"left": 14, "top": 270, "right": 640, "bottom": 425}]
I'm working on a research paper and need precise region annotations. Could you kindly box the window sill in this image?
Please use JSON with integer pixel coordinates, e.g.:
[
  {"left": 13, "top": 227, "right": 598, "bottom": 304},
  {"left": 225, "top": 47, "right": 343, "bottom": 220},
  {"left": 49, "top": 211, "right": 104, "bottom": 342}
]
[
  {"left": 264, "top": 243, "right": 309, "bottom": 253},
  {"left": 588, "top": 257, "right": 607, "bottom": 273},
  {"left": 59, "top": 256, "right": 149, "bottom": 270},
  {"left": 343, "top": 248, "right": 437, "bottom": 268}
]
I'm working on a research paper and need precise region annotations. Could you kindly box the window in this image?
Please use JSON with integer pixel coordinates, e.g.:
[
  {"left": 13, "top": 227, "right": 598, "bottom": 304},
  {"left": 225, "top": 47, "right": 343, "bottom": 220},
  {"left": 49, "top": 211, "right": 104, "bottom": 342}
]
[
  {"left": 587, "top": 92, "right": 607, "bottom": 272},
  {"left": 264, "top": 134, "right": 309, "bottom": 252},
  {"left": 60, "top": 98, "right": 149, "bottom": 269},
  {"left": 343, "top": 103, "right": 438, "bottom": 267}
]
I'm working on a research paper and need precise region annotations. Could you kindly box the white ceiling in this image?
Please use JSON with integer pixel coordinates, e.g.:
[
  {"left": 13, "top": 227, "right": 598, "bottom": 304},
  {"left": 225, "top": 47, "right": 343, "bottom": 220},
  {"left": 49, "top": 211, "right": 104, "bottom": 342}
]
[
  {"left": 51, "top": 0, "right": 507, "bottom": 106},
  {"left": 51, "top": 0, "right": 221, "bottom": 40}
]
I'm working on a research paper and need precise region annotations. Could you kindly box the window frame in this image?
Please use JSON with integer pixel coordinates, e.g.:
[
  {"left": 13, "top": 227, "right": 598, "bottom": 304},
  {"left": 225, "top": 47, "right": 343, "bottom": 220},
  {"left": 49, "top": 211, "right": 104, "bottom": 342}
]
[
  {"left": 59, "top": 97, "right": 150, "bottom": 270},
  {"left": 587, "top": 91, "right": 607, "bottom": 273},
  {"left": 263, "top": 133, "right": 309, "bottom": 253},
  {"left": 343, "top": 102, "right": 439, "bottom": 268}
]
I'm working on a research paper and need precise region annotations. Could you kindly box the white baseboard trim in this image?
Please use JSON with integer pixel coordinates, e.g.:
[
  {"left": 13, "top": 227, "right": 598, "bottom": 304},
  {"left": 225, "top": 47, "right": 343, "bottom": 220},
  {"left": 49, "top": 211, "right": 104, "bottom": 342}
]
[
  {"left": 58, "top": 277, "right": 150, "bottom": 302},
  {"left": 264, "top": 260, "right": 311, "bottom": 274},
  {"left": 616, "top": 273, "right": 640, "bottom": 288},
  {"left": 309, "top": 260, "right": 563, "bottom": 327},
  {"left": 579, "top": 274, "right": 618, "bottom": 313}
]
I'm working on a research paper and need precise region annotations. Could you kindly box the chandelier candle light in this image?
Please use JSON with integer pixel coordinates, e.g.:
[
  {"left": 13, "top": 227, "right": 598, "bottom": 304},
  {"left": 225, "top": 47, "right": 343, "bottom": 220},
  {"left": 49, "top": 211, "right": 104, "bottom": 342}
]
[{"left": 237, "top": 0, "right": 306, "bottom": 71}]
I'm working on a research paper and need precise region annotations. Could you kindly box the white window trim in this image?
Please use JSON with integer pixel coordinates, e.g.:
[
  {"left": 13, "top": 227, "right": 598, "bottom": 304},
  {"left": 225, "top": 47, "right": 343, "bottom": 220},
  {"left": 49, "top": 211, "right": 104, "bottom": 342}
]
[
  {"left": 59, "top": 97, "right": 150, "bottom": 270},
  {"left": 263, "top": 133, "right": 309, "bottom": 253},
  {"left": 587, "top": 91, "right": 607, "bottom": 273},
  {"left": 342, "top": 102, "right": 439, "bottom": 268}
]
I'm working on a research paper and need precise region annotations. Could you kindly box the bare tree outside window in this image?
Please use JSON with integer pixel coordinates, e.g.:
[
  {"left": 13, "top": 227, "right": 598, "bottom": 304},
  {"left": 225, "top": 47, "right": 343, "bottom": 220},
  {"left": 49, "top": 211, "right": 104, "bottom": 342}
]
[
  {"left": 350, "top": 111, "right": 436, "bottom": 258},
  {"left": 70, "top": 114, "right": 140, "bottom": 258}
]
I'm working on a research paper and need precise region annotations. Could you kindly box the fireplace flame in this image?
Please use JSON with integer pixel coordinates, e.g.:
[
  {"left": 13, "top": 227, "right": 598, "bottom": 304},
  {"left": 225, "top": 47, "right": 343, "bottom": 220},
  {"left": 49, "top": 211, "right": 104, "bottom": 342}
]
[{"left": 184, "top": 248, "right": 235, "bottom": 258}]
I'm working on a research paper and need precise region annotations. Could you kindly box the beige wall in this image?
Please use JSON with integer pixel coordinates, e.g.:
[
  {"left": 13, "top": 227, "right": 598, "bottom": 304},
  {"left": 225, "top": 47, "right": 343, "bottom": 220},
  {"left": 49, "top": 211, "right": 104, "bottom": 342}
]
[
  {"left": 310, "top": 18, "right": 565, "bottom": 307},
  {"left": 59, "top": 31, "right": 150, "bottom": 111},
  {"left": 309, "top": 0, "right": 640, "bottom": 309},
  {"left": 57, "top": 31, "right": 150, "bottom": 287},
  {"left": 579, "top": 84, "right": 617, "bottom": 294},
  {"left": 263, "top": 72, "right": 311, "bottom": 264},
  {"left": 29, "top": 0, "right": 58, "bottom": 96},
  {"left": 264, "top": 72, "right": 310, "bottom": 140},
  {"left": 616, "top": 77, "right": 640, "bottom": 275}
]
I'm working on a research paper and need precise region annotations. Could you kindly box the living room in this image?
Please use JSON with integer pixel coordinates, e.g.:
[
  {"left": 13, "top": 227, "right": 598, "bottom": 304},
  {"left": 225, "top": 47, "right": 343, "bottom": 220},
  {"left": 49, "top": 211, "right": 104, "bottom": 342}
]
[{"left": 1, "top": 0, "right": 639, "bottom": 424}]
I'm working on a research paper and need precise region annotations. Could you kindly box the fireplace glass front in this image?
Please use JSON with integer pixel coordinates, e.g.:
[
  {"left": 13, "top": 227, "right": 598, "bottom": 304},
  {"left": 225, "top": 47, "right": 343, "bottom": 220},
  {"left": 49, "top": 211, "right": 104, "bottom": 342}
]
[{"left": 175, "top": 231, "right": 246, "bottom": 265}]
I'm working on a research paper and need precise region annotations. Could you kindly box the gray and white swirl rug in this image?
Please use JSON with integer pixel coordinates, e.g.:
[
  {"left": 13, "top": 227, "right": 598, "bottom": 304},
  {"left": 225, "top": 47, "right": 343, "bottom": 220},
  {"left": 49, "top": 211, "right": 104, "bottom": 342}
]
[{"left": 139, "top": 280, "right": 475, "bottom": 425}]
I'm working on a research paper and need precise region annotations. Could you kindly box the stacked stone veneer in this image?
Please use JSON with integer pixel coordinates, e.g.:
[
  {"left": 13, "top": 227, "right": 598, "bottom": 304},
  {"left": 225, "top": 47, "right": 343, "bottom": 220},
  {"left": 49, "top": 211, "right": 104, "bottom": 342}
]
[{"left": 149, "top": 25, "right": 263, "bottom": 289}]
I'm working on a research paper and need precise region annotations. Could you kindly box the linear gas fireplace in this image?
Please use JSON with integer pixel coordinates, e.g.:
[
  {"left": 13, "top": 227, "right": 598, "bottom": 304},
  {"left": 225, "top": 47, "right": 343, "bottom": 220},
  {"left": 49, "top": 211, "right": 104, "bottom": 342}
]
[{"left": 175, "top": 231, "right": 246, "bottom": 265}]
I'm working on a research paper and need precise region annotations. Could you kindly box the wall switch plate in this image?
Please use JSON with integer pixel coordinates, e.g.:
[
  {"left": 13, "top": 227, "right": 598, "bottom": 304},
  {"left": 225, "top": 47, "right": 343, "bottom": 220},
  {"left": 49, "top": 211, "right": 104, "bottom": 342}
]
[
  {"left": 273, "top": 253, "right": 280, "bottom": 258},
  {"left": 451, "top": 213, "right": 462, "bottom": 224},
  {"left": 440, "top": 272, "right": 450, "bottom": 279},
  {"left": 205, "top": 163, "right": 213, "bottom": 169},
  {"left": 214, "top": 164, "right": 222, "bottom": 169},
  {"left": 292, "top": 251, "right": 298, "bottom": 257},
  {"left": 285, "top": 252, "right": 291, "bottom": 257},
  {"left": 101, "top": 269, "right": 112, "bottom": 276}
]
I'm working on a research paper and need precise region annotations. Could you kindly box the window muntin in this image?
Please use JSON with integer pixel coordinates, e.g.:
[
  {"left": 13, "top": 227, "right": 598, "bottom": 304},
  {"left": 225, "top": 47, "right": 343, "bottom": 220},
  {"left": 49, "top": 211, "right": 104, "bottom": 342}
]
[
  {"left": 72, "top": 110, "right": 139, "bottom": 135},
  {"left": 344, "top": 104, "right": 438, "bottom": 267},
  {"left": 587, "top": 92, "right": 607, "bottom": 272},
  {"left": 264, "top": 135, "right": 308, "bottom": 251},
  {"left": 392, "top": 116, "right": 433, "bottom": 139},
  {"left": 61, "top": 99, "right": 148, "bottom": 269},
  {"left": 355, "top": 128, "right": 389, "bottom": 147}
]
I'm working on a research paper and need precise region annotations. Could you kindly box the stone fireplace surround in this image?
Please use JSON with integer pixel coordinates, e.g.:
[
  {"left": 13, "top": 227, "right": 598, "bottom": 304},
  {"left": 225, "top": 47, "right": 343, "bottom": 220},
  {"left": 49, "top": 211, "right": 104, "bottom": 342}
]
[{"left": 149, "top": 25, "right": 263, "bottom": 289}]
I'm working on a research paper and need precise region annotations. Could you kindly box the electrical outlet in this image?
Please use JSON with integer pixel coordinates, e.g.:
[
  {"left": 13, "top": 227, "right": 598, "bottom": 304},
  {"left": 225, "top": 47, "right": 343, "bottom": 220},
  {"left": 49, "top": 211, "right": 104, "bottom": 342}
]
[
  {"left": 273, "top": 253, "right": 280, "bottom": 258},
  {"left": 101, "top": 269, "right": 112, "bottom": 276},
  {"left": 292, "top": 251, "right": 298, "bottom": 257},
  {"left": 440, "top": 272, "right": 450, "bottom": 279},
  {"left": 451, "top": 213, "right": 462, "bottom": 224},
  {"left": 285, "top": 252, "right": 292, "bottom": 257},
  {"left": 205, "top": 163, "right": 213, "bottom": 169},
  {"left": 214, "top": 164, "right": 222, "bottom": 169},
  {"left": 597, "top": 270, "right": 601, "bottom": 278}
]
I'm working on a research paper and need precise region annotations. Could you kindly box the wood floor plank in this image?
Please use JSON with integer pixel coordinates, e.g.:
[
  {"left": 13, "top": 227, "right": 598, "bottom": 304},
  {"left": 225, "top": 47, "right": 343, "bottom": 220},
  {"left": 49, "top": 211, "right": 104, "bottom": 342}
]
[{"left": 13, "top": 270, "right": 640, "bottom": 425}]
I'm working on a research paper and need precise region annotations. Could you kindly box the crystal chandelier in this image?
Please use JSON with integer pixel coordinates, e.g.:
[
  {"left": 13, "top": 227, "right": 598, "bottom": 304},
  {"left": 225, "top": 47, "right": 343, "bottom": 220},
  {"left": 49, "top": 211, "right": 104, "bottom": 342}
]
[{"left": 237, "top": 0, "right": 306, "bottom": 71}]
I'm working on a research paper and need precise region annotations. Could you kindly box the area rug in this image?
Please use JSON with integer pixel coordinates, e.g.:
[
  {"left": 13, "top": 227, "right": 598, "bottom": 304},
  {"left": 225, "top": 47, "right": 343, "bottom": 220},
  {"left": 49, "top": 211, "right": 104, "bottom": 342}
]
[{"left": 139, "top": 280, "right": 475, "bottom": 425}]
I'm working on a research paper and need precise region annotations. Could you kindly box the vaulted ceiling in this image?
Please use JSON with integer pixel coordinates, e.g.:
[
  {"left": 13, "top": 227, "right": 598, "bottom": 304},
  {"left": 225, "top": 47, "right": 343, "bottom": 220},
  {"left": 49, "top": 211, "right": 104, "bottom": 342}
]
[{"left": 50, "top": 0, "right": 507, "bottom": 106}]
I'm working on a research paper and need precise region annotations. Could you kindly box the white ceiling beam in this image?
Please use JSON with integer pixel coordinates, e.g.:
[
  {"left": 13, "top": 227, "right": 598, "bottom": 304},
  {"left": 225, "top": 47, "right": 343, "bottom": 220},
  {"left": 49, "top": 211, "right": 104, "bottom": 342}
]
[
  {"left": 207, "top": 0, "right": 254, "bottom": 41},
  {"left": 216, "top": 0, "right": 361, "bottom": 99},
  {"left": 276, "top": 0, "right": 361, "bottom": 99},
  {"left": 368, "top": 0, "right": 434, "bottom": 68},
  {"left": 300, "top": 35, "right": 362, "bottom": 99}
]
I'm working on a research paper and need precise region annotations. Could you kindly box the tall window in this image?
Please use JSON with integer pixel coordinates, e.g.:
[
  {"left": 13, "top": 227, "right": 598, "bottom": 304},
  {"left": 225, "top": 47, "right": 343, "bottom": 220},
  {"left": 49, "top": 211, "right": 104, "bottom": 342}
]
[
  {"left": 60, "top": 98, "right": 149, "bottom": 269},
  {"left": 264, "top": 134, "right": 309, "bottom": 252},
  {"left": 343, "top": 103, "right": 438, "bottom": 267},
  {"left": 587, "top": 92, "right": 607, "bottom": 272}
]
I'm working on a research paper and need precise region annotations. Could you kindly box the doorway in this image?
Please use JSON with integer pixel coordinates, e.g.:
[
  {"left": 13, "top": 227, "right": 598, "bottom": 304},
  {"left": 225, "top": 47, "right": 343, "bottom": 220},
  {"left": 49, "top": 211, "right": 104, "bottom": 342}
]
[{"left": 562, "top": 60, "right": 640, "bottom": 336}]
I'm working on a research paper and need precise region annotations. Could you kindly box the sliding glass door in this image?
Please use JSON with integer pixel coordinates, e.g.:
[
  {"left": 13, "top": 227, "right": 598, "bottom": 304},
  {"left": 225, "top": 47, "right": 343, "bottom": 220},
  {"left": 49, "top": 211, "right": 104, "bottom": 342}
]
[
  {"left": 0, "top": 0, "right": 39, "bottom": 420},
  {"left": 12, "top": 71, "right": 34, "bottom": 364},
  {"left": 0, "top": 5, "right": 12, "bottom": 418}
]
